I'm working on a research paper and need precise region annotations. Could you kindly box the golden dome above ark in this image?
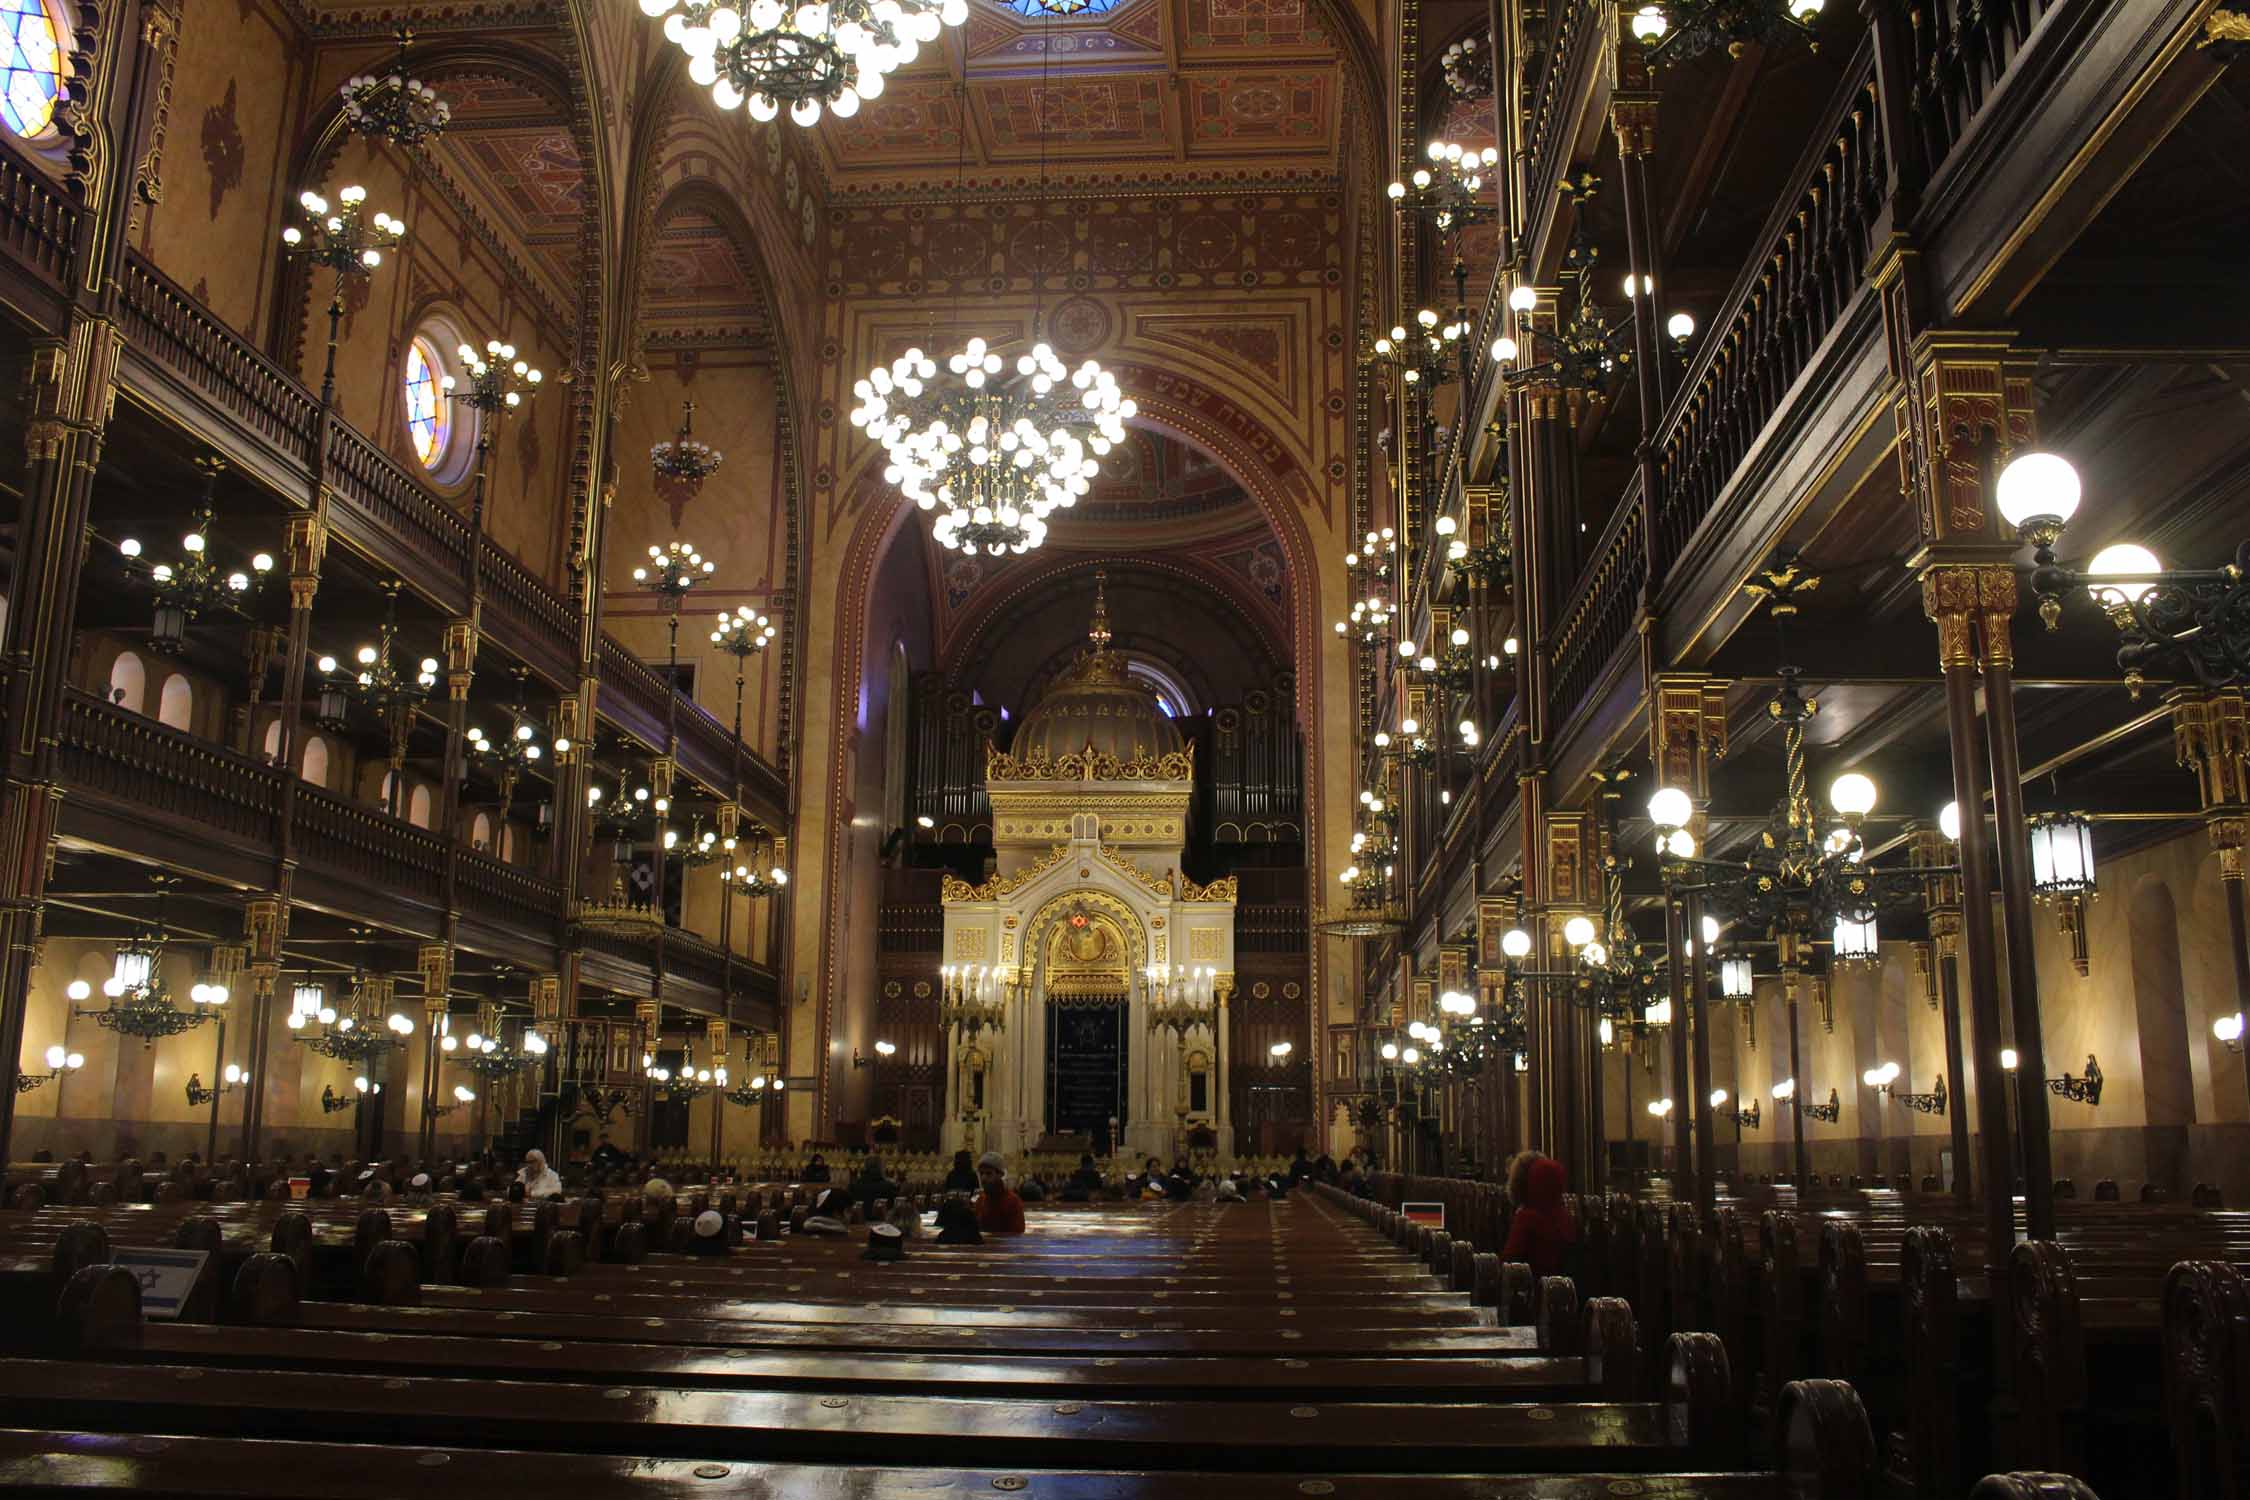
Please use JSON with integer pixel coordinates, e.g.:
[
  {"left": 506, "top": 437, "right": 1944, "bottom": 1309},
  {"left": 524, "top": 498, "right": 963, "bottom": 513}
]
[{"left": 989, "top": 573, "right": 1192, "bottom": 779}]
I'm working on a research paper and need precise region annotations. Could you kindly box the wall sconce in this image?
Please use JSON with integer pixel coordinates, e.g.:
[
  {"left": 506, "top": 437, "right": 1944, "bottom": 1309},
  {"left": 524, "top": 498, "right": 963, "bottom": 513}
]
[
  {"left": 16, "top": 1043, "right": 84, "bottom": 1094},
  {"left": 1771, "top": 1076, "right": 1840, "bottom": 1122},
  {"left": 185, "top": 1063, "right": 249, "bottom": 1107},
  {"left": 2216, "top": 1014, "right": 2244, "bottom": 1054}
]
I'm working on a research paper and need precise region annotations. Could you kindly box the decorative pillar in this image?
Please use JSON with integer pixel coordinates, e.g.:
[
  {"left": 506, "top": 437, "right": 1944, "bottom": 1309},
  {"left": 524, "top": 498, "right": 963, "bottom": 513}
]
[
  {"left": 1977, "top": 568, "right": 2055, "bottom": 1238},
  {"left": 707, "top": 1016, "right": 730, "bottom": 1166},
  {"left": 1924, "top": 570, "right": 2020, "bottom": 1331},
  {"left": 2173, "top": 691, "right": 2250, "bottom": 1114},
  {"left": 1607, "top": 6, "right": 1670, "bottom": 606},
  {"left": 237, "top": 897, "right": 285, "bottom": 1163},
  {"left": 417, "top": 943, "right": 453, "bottom": 1160},
  {"left": 636, "top": 997, "right": 661, "bottom": 1146},
  {"left": 1912, "top": 827, "right": 1975, "bottom": 1206},
  {"left": 1649, "top": 674, "right": 1727, "bottom": 1214}
]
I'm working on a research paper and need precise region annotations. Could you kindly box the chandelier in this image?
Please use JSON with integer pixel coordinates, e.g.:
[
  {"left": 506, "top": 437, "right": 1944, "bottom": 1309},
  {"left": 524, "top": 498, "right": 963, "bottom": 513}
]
[
  {"left": 1387, "top": 140, "right": 1500, "bottom": 236},
  {"left": 640, "top": 0, "right": 967, "bottom": 125},
  {"left": 646, "top": 1040, "right": 719, "bottom": 1102},
  {"left": 940, "top": 964, "right": 1010, "bottom": 1038},
  {"left": 1320, "top": 789, "right": 1407, "bottom": 936},
  {"left": 1627, "top": 0, "right": 1823, "bottom": 61},
  {"left": 315, "top": 581, "right": 436, "bottom": 742},
  {"left": 1334, "top": 528, "right": 1398, "bottom": 644},
  {"left": 67, "top": 882, "right": 224, "bottom": 1044},
  {"left": 851, "top": 338, "right": 1133, "bottom": 557},
  {"left": 319, "top": 1077, "right": 385, "bottom": 1113},
  {"left": 340, "top": 28, "right": 453, "bottom": 147},
  {"left": 280, "top": 186, "right": 404, "bottom": 404},
  {"left": 720, "top": 820, "right": 790, "bottom": 897},
  {"left": 287, "top": 972, "right": 415, "bottom": 1065},
  {"left": 1440, "top": 33, "right": 1491, "bottom": 99},
  {"left": 444, "top": 1015, "right": 551, "bottom": 1081},
  {"left": 118, "top": 457, "right": 276, "bottom": 654},
  {"left": 466, "top": 668, "right": 555, "bottom": 810},
  {"left": 724, "top": 1036, "right": 785, "bottom": 1108},
  {"left": 652, "top": 399, "right": 724, "bottom": 486}
]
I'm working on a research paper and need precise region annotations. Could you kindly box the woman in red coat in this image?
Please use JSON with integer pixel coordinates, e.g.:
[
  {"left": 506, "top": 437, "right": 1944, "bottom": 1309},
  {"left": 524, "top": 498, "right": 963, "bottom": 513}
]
[{"left": 1502, "top": 1153, "right": 1577, "bottom": 1277}]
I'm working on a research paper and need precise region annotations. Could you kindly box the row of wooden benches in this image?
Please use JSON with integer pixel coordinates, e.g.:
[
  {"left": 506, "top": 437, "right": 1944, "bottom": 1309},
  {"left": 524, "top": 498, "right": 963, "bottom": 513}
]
[{"left": 1, "top": 1178, "right": 2092, "bottom": 1498}]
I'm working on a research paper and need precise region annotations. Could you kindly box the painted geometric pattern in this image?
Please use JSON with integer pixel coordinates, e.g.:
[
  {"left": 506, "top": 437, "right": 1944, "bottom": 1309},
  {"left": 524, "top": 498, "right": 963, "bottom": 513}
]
[
  {"left": 830, "top": 192, "right": 1342, "bottom": 296},
  {"left": 448, "top": 130, "right": 586, "bottom": 233},
  {"left": 978, "top": 77, "right": 1165, "bottom": 151},
  {"left": 438, "top": 73, "right": 555, "bottom": 128},
  {"left": 827, "top": 80, "right": 964, "bottom": 157},
  {"left": 0, "top": 0, "right": 59, "bottom": 139},
  {"left": 1183, "top": 0, "right": 1325, "bottom": 50},
  {"left": 1185, "top": 72, "right": 1332, "bottom": 145}
]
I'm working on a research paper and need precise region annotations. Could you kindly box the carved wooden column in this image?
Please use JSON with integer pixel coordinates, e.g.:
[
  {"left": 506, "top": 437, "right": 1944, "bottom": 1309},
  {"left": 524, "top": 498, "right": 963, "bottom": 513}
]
[
  {"left": 417, "top": 943, "right": 453, "bottom": 1161},
  {"left": 1649, "top": 675, "right": 1727, "bottom": 1214},
  {"left": 1606, "top": 5, "right": 1670, "bottom": 608},
  {"left": 1911, "top": 826, "right": 1975, "bottom": 1206},
  {"left": 233, "top": 898, "right": 284, "bottom": 1163},
  {"left": 1977, "top": 567, "right": 2055, "bottom": 1237},
  {"left": 2174, "top": 691, "right": 2250, "bottom": 1117},
  {"left": 707, "top": 1015, "right": 730, "bottom": 1166},
  {"left": 636, "top": 997, "right": 661, "bottom": 1149}
]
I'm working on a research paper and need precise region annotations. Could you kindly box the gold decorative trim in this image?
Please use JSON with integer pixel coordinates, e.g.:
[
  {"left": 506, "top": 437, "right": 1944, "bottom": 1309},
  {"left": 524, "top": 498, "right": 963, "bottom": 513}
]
[
  {"left": 941, "top": 843, "right": 1070, "bottom": 903},
  {"left": 1097, "top": 845, "right": 1174, "bottom": 899},
  {"left": 986, "top": 742, "right": 1196, "bottom": 783},
  {"left": 1179, "top": 874, "right": 1238, "bottom": 903}
]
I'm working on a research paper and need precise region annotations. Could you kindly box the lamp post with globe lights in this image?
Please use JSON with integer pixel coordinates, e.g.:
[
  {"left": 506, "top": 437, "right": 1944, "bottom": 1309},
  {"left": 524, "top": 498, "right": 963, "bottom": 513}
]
[
  {"left": 279, "top": 185, "right": 403, "bottom": 407},
  {"left": 1623, "top": 0, "right": 1824, "bottom": 62}
]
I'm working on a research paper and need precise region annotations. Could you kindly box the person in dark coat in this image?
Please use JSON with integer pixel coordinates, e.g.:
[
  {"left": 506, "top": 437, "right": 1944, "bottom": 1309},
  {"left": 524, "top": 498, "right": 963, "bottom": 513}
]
[
  {"left": 1502, "top": 1153, "right": 1578, "bottom": 1278},
  {"left": 942, "top": 1150, "right": 980, "bottom": 1194}
]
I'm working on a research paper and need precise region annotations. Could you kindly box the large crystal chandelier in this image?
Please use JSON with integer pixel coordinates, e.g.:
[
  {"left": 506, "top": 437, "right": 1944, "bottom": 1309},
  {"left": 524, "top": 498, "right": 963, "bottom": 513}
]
[
  {"left": 850, "top": 337, "right": 1133, "bottom": 557},
  {"left": 640, "top": 0, "right": 966, "bottom": 125}
]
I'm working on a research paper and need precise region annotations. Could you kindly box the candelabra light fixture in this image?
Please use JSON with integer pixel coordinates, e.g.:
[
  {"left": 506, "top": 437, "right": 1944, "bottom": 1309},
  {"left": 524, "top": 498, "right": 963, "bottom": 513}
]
[
  {"left": 852, "top": 1039, "right": 897, "bottom": 1069},
  {"left": 1998, "top": 450, "right": 2250, "bottom": 693},
  {"left": 648, "top": 1040, "right": 721, "bottom": 1101},
  {"left": 641, "top": 0, "right": 967, "bottom": 124},
  {"left": 940, "top": 964, "right": 1011, "bottom": 1039},
  {"left": 443, "top": 339, "right": 543, "bottom": 423},
  {"left": 652, "top": 398, "right": 725, "bottom": 486},
  {"left": 339, "top": 27, "right": 453, "bottom": 147},
  {"left": 117, "top": 457, "right": 276, "bottom": 654},
  {"left": 1387, "top": 140, "right": 1501, "bottom": 237},
  {"left": 1333, "top": 529, "right": 1398, "bottom": 645},
  {"left": 430, "top": 1083, "right": 477, "bottom": 1118},
  {"left": 16, "top": 1044, "right": 84, "bottom": 1094},
  {"left": 445, "top": 1016, "right": 551, "bottom": 1082},
  {"left": 2048, "top": 1054, "right": 2105, "bottom": 1106},
  {"left": 1144, "top": 964, "right": 1220, "bottom": 1038},
  {"left": 465, "top": 668, "right": 555, "bottom": 812},
  {"left": 184, "top": 1063, "right": 250, "bottom": 1108},
  {"left": 1626, "top": 0, "right": 1824, "bottom": 61},
  {"left": 280, "top": 186, "right": 404, "bottom": 404},
  {"left": 1321, "top": 788, "right": 1407, "bottom": 936},
  {"left": 1863, "top": 1060, "right": 1946, "bottom": 1115}
]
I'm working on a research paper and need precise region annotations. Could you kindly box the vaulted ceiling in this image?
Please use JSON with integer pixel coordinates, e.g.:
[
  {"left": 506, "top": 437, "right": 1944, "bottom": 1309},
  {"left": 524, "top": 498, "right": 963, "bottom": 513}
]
[{"left": 813, "top": 0, "right": 1348, "bottom": 194}]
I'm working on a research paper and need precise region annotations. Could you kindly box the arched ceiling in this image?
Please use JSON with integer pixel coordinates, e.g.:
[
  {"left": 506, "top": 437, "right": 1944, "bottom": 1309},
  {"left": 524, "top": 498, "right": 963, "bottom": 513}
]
[
  {"left": 421, "top": 69, "right": 589, "bottom": 325},
  {"left": 811, "top": 0, "right": 1348, "bottom": 195}
]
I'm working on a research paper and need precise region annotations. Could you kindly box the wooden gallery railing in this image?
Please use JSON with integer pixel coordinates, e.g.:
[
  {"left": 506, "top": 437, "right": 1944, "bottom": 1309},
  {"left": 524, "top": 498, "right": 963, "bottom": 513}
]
[
  {"left": 1539, "top": 44, "right": 1884, "bottom": 731},
  {"left": 57, "top": 223, "right": 793, "bottom": 810}
]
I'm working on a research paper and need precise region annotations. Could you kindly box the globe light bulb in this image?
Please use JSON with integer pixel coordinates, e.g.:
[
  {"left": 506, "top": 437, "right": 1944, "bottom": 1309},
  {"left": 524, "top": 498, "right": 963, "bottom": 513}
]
[
  {"left": 1939, "top": 801, "right": 1961, "bottom": 842},
  {"left": 1994, "top": 451, "right": 2082, "bottom": 531},
  {"left": 1647, "top": 786, "right": 1692, "bottom": 829},
  {"left": 2087, "top": 543, "right": 2163, "bottom": 604},
  {"left": 1563, "top": 915, "right": 1597, "bottom": 949},
  {"left": 1829, "top": 772, "right": 1878, "bottom": 818}
]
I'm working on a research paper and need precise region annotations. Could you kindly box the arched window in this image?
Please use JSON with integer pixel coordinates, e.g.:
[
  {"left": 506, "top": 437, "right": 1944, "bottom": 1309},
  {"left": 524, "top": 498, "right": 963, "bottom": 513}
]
[
  {"left": 470, "top": 811, "right": 492, "bottom": 850},
  {"left": 403, "top": 336, "right": 453, "bottom": 470},
  {"left": 0, "top": 0, "right": 64, "bottom": 140},
  {"left": 262, "top": 718, "right": 282, "bottom": 762},
  {"left": 408, "top": 783, "right": 432, "bottom": 829},
  {"left": 157, "top": 674, "right": 193, "bottom": 731},
  {"left": 108, "top": 651, "right": 146, "bottom": 715},
  {"left": 502, "top": 824, "right": 519, "bottom": 863},
  {"left": 301, "top": 734, "right": 329, "bottom": 789}
]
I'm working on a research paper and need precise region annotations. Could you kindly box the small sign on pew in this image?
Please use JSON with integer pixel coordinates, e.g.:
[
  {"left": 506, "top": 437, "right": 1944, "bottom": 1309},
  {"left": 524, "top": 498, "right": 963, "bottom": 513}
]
[
  {"left": 1402, "top": 1201, "right": 1445, "bottom": 1230},
  {"left": 111, "top": 1248, "right": 209, "bottom": 1320},
  {"left": 288, "top": 1177, "right": 311, "bottom": 1200}
]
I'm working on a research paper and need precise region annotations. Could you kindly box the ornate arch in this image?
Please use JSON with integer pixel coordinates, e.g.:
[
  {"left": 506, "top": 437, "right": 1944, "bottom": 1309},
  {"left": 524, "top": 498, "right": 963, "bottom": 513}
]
[
  {"left": 1021, "top": 887, "right": 1149, "bottom": 1009},
  {"left": 809, "top": 382, "right": 1332, "bottom": 1128}
]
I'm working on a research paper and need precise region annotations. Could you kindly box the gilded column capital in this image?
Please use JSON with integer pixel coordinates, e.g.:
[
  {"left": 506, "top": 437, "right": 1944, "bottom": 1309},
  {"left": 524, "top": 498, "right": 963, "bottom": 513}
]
[
  {"left": 1975, "top": 565, "right": 2020, "bottom": 670},
  {"left": 1920, "top": 567, "right": 1982, "bottom": 670},
  {"left": 242, "top": 897, "right": 286, "bottom": 963}
]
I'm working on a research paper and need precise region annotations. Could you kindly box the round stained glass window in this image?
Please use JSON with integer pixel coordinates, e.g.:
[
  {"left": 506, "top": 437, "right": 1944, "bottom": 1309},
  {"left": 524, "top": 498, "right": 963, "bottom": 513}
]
[
  {"left": 0, "top": 0, "right": 62, "bottom": 140},
  {"left": 403, "top": 336, "right": 451, "bottom": 470},
  {"left": 995, "top": 0, "right": 1122, "bottom": 15}
]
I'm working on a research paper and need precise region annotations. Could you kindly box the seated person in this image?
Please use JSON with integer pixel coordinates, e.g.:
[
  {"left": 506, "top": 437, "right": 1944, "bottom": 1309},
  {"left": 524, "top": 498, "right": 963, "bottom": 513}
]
[
  {"left": 1066, "top": 1153, "right": 1105, "bottom": 1198},
  {"left": 800, "top": 1153, "right": 833, "bottom": 1183},
  {"left": 973, "top": 1152, "right": 1027, "bottom": 1235},
  {"left": 1020, "top": 1173, "right": 1048, "bottom": 1203},
  {"left": 852, "top": 1155, "right": 901, "bottom": 1213},
  {"left": 589, "top": 1134, "right": 627, "bottom": 1170},
  {"left": 941, "top": 1149, "right": 980, "bottom": 1194},
  {"left": 688, "top": 1209, "right": 729, "bottom": 1256},
  {"left": 516, "top": 1148, "right": 564, "bottom": 1200}
]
